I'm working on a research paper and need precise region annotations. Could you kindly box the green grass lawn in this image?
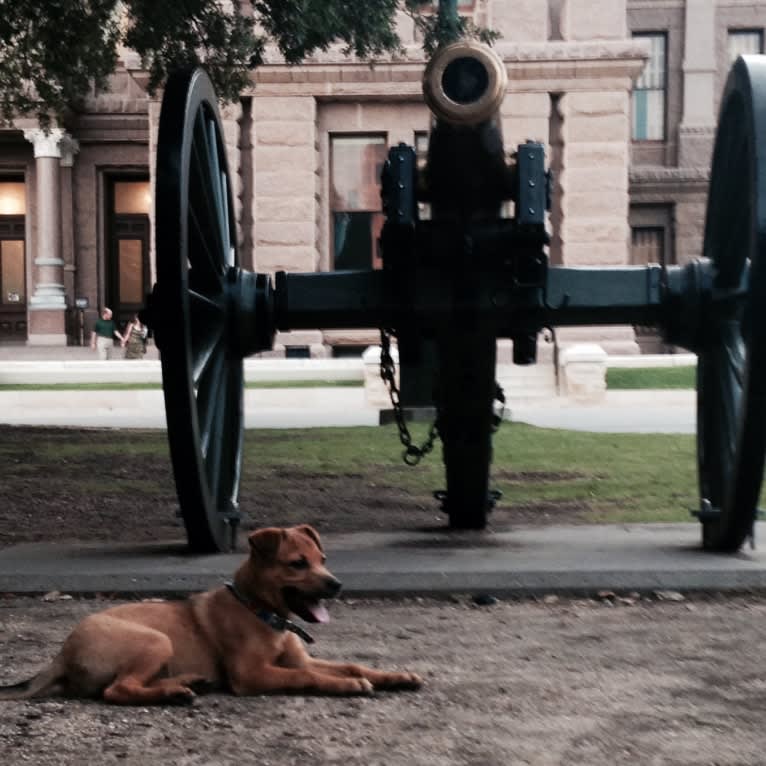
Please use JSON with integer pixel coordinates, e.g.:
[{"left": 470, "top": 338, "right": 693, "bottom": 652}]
[
  {"left": 249, "top": 422, "right": 699, "bottom": 524},
  {"left": 606, "top": 366, "right": 696, "bottom": 389},
  {"left": 5, "top": 422, "right": 698, "bottom": 527}
]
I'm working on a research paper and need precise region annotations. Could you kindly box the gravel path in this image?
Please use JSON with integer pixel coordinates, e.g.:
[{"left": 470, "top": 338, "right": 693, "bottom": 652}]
[{"left": 1, "top": 595, "right": 765, "bottom": 765}]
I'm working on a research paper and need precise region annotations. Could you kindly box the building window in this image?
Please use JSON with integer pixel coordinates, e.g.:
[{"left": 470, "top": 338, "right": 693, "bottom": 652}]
[
  {"left": 330, "top": 135, "right": 387, "bottom": 270},
  {"left": 108, "top": 178, "right": 150, "bottom": 328},
  {"left": 0, "top": 182, "right": 26, "bottom": 216},
  {"left": 632, "top": 33, "right": 667, "bottom": 141},
  {"left": 728, "top": 29, "right": 764, "bottom": 61},
  {"left": 631, "top": 226, "right": 665, "bottom": 266}
]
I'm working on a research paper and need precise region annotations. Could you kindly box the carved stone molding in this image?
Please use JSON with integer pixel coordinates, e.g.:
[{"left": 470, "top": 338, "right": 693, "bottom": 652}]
[{"left": 22, "top": 128, "right": 79, "bottom": 165}]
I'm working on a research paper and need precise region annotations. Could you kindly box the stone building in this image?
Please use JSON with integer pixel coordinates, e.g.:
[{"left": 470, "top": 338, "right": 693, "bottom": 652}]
[{"left": 0, "top": 0, "right": 762, "bottom": 355}]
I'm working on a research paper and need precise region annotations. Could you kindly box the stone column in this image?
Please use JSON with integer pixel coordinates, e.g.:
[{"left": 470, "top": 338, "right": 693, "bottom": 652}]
[
  {"left": 554, "top": 0, "right": 638, "bottom": 353},
  {"left": 253, "top": 96, "right": 317, "bottom": 272},
  {"left": 556, "top": 90, "right": 638, "bottom": 354},
  {"left": 253, "top": 95, "right": 323, "bottom": 356},
  {"left": 678, "top": 0, "right": 716, "bottom": 168},
  {"left": 23, "top": 128, "right": 78, "bottom": 345}
]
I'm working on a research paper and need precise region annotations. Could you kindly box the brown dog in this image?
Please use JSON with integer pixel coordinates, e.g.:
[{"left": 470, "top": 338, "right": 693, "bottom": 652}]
[{"left": 0, "top": 525, "right": 422, "bottom": 704}]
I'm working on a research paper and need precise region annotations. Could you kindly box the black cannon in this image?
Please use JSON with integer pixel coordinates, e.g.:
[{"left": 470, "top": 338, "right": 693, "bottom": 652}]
[{"left": 145, "top": 11, "right": 766, "bottom": 554}]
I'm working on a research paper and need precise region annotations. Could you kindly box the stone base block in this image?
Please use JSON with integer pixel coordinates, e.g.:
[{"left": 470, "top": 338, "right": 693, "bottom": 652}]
[
  {"left": 26, "top": 333, "right": 68, "bottom": 346},
  {"left": 28, "top": 308, "right": 66, "bottom": 341},
  {"left": 555, "top": 326, "right": 639, "bottom": 356},
  {"left": 559, "top": 343, "right": 608, "bottom": 402},
  {"left": 363, "top": 344, "right": 398, "bottom": 409}
]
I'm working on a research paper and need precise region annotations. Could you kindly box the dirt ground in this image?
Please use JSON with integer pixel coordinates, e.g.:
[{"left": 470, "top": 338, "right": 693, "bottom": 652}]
[{"left": 2, "top": 595, "right": 766, "bottom": 765}]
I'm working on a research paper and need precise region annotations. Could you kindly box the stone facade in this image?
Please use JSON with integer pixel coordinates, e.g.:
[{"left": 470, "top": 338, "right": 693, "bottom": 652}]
[{"left": 0, "top": 0, "right": 762, "bottom": 354}]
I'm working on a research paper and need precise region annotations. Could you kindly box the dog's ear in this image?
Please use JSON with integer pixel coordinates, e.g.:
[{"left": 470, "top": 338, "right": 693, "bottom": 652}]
[
  {"left": 248, "top": 528, "right": 286, "bottom": 562},
  {"left": 295, "top": 524, "right": 323, "bottom": 552}
]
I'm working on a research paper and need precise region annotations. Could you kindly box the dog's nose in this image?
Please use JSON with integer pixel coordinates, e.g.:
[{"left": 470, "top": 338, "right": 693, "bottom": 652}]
[{"left": 324, "top": 577, "right": 342, "bottom": 597}]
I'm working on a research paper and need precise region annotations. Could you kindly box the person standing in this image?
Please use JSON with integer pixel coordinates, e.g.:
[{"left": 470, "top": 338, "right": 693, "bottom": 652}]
[
  {"left": 90, "top": 307, "right": 123, "bottom": 360},
  {"left": 121, "top": 313, "right": 148, "bottom": 359}
]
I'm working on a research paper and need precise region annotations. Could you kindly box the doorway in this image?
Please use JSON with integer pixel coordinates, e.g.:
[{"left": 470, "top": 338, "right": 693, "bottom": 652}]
[{"left": 106, "top": 178, "right": 150, "bottom": 330}]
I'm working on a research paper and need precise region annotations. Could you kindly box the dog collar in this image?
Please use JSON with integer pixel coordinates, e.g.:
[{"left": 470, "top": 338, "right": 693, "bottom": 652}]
[{"left": 224, "top": 581, "right": 315, "bottom": 644}]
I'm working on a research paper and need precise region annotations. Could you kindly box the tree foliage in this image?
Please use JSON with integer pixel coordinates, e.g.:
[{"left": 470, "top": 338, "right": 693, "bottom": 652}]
[
  {"left": 0, "top": 1, "right": 496, "bottom": 127},
  {"left": 403, "top": 0, "right": 500, "bottom": 56}
]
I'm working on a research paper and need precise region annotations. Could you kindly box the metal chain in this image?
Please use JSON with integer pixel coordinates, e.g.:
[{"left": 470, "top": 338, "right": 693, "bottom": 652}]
[
  {"left": 379, "top": 328, "right": 507, "bottom": 465},
  {"left": 491, "top": 380, "right": 506, "bottom": 433},
  {"left": 379, "top": 328, "right": 440, "bottom": 466}
]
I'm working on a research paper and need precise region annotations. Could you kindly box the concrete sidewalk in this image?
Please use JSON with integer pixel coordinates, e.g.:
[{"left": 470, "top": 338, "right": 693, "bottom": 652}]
[
  {"left": 0, "top": 387, "right": 696, "bottom": 432},
  {"left": 0, "top": 523, "right": 763, "bottom": 597},
  {"left": 0, "top": 387, "right": 380, "bottom": 429}
]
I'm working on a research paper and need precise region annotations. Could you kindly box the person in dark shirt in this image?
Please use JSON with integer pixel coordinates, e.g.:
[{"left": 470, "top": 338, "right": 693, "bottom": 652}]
[{"left": 90, "top": 307, "right": 123, "bottom": 359}]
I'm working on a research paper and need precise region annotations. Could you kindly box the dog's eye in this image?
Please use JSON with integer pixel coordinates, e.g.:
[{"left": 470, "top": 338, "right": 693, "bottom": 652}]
[{"left": 289, "top": 558, "right": 309, "bottom": 570}]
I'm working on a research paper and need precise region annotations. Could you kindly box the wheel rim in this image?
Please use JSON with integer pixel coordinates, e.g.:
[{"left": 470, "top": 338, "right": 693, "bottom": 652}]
[
  {"left": 697, "top": 55, "right": 766, "bottom": 552},
  {"left": 156, "top": 69, "right": 243, "bottom": 553}
]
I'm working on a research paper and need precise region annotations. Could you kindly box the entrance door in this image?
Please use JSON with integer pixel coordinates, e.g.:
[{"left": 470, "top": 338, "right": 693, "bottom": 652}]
[
  {"left": 0, "top": 217, "right": 26, "bottom": 340},
  {"left": 107, "top": 179, "right": 150, "bottom": 329}
]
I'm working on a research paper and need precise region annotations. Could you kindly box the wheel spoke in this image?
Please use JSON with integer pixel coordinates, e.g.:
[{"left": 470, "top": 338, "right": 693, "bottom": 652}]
[
  {"left": 190, "top": 111, "right": 226, "bottom": 267},
  {"left": 219, "top": 363, "right": 243, "bottom": 507},
  {"left": 717, "top": 141, "right": 749, "bottom": 282},
  {"left": 205, "top": 117, "right": 229, "bottom": 256},
  {"left": 196, "top": 350, "right": 226, "bottom": 458},
  {"left": 219, "top": 171, "right": 235, "bottom": 268},
  {"left": 188, "top": 288, "right": 226, "bottom": 382},
  {"left": 188, "top": 204, "right": 224, "bottom": 287},
  {"left": 203, "top": 362, "right": 229, "bottom": 507}
]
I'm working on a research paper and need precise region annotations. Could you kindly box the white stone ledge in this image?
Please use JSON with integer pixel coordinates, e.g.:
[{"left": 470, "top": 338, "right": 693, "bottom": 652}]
[
  {"left": 0, "top": 359, "right": 364, "bottom": 385},
  {"left": 608, "top": 353, "right": 696, "bottom": 368},
  {"left": 0, "top": 352, "right": 697, "bottom": 388}
]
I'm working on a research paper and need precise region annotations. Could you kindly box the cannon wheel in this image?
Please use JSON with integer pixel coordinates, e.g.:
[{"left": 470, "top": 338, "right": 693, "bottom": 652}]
[
  {"left": 696, "top": 55, "right": 766, "bottom": 552},
  {"left": 155, "top": 69, "right": 244, "bottom": 553}
]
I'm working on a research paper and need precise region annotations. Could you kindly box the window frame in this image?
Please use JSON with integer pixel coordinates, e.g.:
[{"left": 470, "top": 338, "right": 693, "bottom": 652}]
[
  {"left": 727, "top": 28, "right": 765, "bottom": 61},
  {"left": 631, "top": 31, "right": 668, "bottom": 143},
  {"left": 329, "top": 133, "right": 388, "bottom": 271}
]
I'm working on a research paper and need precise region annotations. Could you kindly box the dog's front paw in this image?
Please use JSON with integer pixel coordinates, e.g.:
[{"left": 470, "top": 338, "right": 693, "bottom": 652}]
[
  {"left": 165, "top": 687, "right": 197, "bottom": 706},
  {"left": 344, "top": 678, "right": 374, "bottom": 696}
]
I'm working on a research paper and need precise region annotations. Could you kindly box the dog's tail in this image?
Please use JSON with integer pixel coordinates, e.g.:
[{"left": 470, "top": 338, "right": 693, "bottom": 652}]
[{"left": 0, "top": 657, "right": 66, "bottom": 700}]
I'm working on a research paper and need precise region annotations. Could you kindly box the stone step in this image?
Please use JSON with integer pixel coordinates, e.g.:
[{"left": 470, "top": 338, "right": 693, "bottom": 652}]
[{"left": 497, "top": 362, "right": 558, "bottom": 402}]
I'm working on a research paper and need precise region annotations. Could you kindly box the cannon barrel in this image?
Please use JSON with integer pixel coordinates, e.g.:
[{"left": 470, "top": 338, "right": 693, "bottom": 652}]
[
  {"left": 422, "top": 40, "right": 508, "bottom": 127},
  {"left": 420, "top": 41, "right": 513, "bottom": 220}
]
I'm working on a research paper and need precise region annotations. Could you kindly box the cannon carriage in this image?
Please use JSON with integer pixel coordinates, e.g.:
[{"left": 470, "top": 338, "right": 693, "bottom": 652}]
[{"left": 144, "top": 2, "right": 766, "bottom": 555}]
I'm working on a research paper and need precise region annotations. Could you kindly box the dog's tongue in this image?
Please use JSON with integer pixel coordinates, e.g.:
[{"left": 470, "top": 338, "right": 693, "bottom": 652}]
[{"left": 307, "top": 601, "right": 330, "bottom": 623}]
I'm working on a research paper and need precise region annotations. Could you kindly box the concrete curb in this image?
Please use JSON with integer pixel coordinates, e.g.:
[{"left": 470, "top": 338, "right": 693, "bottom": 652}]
[{"left": 1, "top": 524, "right": 764, "bottom": 598}]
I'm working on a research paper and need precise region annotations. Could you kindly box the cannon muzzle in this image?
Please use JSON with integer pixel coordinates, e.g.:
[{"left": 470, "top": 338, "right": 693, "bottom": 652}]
[{"left": 422, "top": 40, "right": 508, "bottom": 125}]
